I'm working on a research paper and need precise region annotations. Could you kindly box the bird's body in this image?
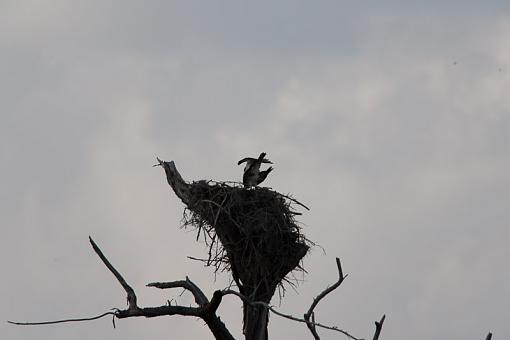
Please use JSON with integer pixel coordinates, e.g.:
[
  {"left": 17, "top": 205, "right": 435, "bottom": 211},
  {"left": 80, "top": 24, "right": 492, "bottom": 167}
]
[{"left": 238, "top": 152, "right": 273, "bottom": 187}]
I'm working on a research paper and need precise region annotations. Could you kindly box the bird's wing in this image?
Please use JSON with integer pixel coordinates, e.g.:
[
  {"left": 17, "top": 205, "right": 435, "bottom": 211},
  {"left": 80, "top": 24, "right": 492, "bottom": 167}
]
[
  {"left": 256, "top": 167, "right": 274, "bottom": 185},
  {"left": 238, "top": 157, "right": 251, "bottom": 165}
]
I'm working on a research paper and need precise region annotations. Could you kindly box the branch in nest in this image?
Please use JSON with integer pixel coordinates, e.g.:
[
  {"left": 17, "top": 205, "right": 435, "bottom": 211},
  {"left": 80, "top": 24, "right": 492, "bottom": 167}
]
[{"left": 276, "top": 192, "right": 310, "bottom": 211}]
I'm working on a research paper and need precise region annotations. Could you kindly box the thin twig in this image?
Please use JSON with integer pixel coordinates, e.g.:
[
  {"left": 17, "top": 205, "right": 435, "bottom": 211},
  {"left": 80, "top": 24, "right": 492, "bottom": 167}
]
[
  {"left": 221, "top": 289, "right": 360, "bottom": 340},
  {"left": 277, "top": 192, "right": 310, "bottom": 211},
  {"left": 7, "top": 312, "right": 116, "bottom": 326},
  {"left": 304, "top": 257, "right": 346, "bottom": 339},
  {"left": 201, "top": 199, "right": 243, "bottom": 230}
]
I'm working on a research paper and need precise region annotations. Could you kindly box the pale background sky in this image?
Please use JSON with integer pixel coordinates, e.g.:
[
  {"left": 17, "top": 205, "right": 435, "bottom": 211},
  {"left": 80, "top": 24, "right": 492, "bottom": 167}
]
[{"left": 2, "top": 1, "right": 510, "bottom": 339}]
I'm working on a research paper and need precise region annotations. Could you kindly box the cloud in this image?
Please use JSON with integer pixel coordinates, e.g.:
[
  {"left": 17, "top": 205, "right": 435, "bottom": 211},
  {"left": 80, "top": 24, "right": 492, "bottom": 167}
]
[{"left": 2, "top": 3, "right": 510, "bottom": 340}]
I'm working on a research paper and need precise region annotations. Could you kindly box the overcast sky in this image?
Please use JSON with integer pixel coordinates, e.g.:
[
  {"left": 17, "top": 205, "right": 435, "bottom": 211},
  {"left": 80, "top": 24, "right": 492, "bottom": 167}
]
[{"left": 2, "top": 1, "right": 510, "bottom": 339}]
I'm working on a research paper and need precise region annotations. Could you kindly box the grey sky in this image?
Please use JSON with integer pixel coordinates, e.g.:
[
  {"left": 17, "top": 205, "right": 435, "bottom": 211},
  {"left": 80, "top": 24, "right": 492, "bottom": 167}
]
[{"left": 2, "top": 2, "right": 509, "bottom": 339}]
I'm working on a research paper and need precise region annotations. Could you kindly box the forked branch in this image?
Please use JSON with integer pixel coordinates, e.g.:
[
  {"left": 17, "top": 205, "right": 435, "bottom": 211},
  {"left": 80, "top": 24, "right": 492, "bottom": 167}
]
[
  {"left": 88, "top": 236, "right": 234, "bottom": 339},
  {"left": 221, "top": 289, "right": 360, "bottom": 340},
  {"left": 9, "top": 237, "right": 234, "bottom": 340},
  {"left": 303, "top": 257, "right": 346, "bottom": 340}
]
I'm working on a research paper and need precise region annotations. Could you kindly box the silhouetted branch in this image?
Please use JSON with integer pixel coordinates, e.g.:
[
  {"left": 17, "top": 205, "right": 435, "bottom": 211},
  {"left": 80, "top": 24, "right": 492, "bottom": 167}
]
[
  {"left": 89, "top": 236, "right": 138, "bottom": 310},
  {"left": 147, "top": 276, "right": 208, "bottom": 306},
  {"left": 277, "top": 193, "right": 310, "bottom": 211},
  {"left": 485, "top": 332, "right": 493, "bottom": 340},
  {"left": 304, "top": 257, "right": 346, "bottom": 339},
  {"left": 90, "top": 236, "right": 234, "bottom": 340},
  {"left": 372, "top": 314, "right": 386, "bottom": 340},
  {"left": 221, "top": 289, "right": 360, "bottom": 340},
  {"left": 8, "top": 312, "right": 116, "bottom": 326}
]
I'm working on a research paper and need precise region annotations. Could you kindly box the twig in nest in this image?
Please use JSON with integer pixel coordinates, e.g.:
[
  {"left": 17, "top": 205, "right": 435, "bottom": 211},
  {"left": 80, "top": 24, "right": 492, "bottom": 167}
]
[{"left": 277, "top": 192, "right": 310, "bottom": 211}]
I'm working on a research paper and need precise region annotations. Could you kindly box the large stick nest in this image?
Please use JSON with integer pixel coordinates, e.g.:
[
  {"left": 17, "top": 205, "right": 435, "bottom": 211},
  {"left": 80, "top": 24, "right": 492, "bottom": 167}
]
[{"left": 183, "top": 180, "right": 311, "bottom": 299}]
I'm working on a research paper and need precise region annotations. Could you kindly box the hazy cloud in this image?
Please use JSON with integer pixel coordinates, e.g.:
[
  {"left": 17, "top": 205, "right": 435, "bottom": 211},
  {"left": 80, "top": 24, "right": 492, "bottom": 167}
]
[{"left": 2, "top": 2, "right": 509, "bottom": 340}]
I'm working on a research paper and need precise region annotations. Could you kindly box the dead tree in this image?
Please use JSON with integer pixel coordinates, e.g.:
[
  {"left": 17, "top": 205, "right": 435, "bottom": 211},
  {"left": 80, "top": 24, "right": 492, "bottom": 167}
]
[
  {"left": 10, "top": 157, "right": 431, "bottom": 340},
  {"left": 157, "top": 159, "right": 310, "bottom": 340},
  {"left": 9, "top": 158, "right": 496, "bottom": 340}
]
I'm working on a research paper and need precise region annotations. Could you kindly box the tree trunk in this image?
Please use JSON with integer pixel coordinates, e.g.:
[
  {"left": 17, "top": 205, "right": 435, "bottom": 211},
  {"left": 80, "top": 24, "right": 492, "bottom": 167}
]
[{"left": 244, "top": 302, "right": 269, "bottom": 340}]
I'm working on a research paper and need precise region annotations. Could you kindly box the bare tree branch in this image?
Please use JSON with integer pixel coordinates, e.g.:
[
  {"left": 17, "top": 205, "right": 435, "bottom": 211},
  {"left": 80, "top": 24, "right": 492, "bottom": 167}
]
[
  {"left": 89, "top": 236, "right": 235, "bottom": 340},
  {"left": 221, "top": 289, "right": 360, "bottom": 340},
  {"left": 485, "top": 332, "right": 493, "bottom": 340},
  {"left": 8, "top": 238, "right": 233, "bottom": 340},
  {"left": 147, "top": 276, "right": 209, "bottom": 306},
  {"left": 7, "top": 312, "right": 116, "bottom": 326},
  {"left": 89, "top": 236, "right": 138, "bottom": 310},
  {"left": 90, "top": 233, "right": 361, "bottom": 340},
  {"left": 303, "top": 257, "right": 346, "bottom": 339},
  {"left": 372, "top": 314, "right": 386, "bottom": 340}
]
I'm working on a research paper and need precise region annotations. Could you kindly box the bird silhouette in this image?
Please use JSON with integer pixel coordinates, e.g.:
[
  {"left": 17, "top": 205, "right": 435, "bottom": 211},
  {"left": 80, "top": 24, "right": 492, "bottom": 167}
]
[{"left": 237, "top": 152, "right": 273, "bottom": 187}]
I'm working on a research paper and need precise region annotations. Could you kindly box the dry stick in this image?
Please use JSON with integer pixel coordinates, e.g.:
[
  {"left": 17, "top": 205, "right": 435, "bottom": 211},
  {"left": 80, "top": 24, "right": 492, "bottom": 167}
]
[
  {"left": 7, "top": 312, "right": 116, "bottom": 326},
  {"left": 147, "top": 276, "right": 209, "bottom": 306},
  {"left": 276, "top": 192, "right": 310, "bottom": 211},
  {"left": 372, "top": 314, "right": 386, "bottom": 340},
  {"left": 304, "top": 257, "right": 346, "bottom": 340},
  {"left": 201, "top": 199, "right": 243, "bottom": 230},
  {"left": 221, "top": 289, "right": 360, "bottom": 340},
  {"left": 89, "top": 236, "right": 139, "bottom": 311},
  {"left": 205, "top": 195, "right": 227, "bottom": 265},
  {"left": 211, "top": 195, "right": 229, "bottom": 227}
]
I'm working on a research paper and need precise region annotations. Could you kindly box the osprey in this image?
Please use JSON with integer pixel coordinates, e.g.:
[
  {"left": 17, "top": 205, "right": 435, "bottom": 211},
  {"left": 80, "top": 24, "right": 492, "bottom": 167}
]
[{"left": 238, "top": 152, "right": 273, "bottom": 187}]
